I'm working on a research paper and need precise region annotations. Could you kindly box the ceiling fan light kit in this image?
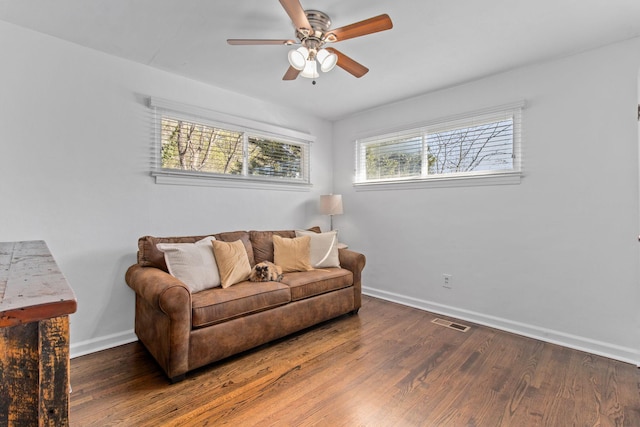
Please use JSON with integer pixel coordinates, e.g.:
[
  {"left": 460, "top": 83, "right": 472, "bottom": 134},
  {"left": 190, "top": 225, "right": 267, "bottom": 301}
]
[
  {"left": 227, "top": 0, "right": 392, "bottom": 82},
  {"left": 288, "top": 46, "right": 309, "bottom": 70},
  {"left": 289, "top": 47, "right": 336, "bottom": 76},
  {"left": 301, "top": 59, "right": 319, "bottom": 79},
  {"left": 316, "top": 48, "right": 338, "bottom": 73}
]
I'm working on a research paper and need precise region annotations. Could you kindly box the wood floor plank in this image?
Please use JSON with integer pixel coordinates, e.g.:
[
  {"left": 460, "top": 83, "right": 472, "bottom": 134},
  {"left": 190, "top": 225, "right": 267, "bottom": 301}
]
[{"left": 69, "top": 296, "right": 640, "bottom": 426}]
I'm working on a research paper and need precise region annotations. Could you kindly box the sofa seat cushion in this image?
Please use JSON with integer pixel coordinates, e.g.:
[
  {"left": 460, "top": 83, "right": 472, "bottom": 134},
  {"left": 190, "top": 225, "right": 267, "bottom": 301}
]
[
  {"left": 281, "top": 268, "right": 353, "bottom": 301},
  {"left": 191, "top": 281, "right": 291, "bottom": 328}
]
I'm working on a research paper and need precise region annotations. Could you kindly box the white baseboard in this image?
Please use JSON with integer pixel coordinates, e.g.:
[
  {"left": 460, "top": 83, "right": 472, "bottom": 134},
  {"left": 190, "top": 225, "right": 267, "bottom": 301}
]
[
  {"left": 363, "top": 286, "right": 640, "bottom": 366},
  {"left": 70, "top": 329, "right": 138, "bottom": 359}
]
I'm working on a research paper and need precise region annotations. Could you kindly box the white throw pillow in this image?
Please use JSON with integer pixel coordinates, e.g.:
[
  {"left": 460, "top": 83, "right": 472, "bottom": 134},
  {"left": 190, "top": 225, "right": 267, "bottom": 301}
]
[
  {"left": 295, "top": 230, "right": 340, "bottom": 268},
  {"left": 156, "top": 236, "right": 220, "bottom": 292}
]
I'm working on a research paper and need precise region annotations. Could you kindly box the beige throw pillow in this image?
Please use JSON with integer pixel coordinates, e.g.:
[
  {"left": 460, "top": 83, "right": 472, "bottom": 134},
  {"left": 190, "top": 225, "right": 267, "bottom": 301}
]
[
  {"left": 156, "top": 236, "right": 220, "bottom": 293},
  {"left": 273, "top": 235, "right": 313, "bottom": 273},
  {"left": 295, "top": 230, "right": 340, "bottom": 268},
  {"left": 212, "top": 239, "right": 251, "bottom": 288}
]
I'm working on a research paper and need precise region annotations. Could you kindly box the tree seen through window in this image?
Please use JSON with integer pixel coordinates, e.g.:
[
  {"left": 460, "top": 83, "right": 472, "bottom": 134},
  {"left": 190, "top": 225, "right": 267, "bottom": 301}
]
[{"left": 160, "top": 117, "right": 306, "bottom": 181}]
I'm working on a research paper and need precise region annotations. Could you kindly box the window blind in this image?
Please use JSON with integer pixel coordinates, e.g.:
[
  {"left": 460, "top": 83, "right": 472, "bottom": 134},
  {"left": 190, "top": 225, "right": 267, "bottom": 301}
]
[
  {"left": 160, "top": 117, "right": 244, "bottom": 175},
  {"left": 247, "top": 136, "right": 306, "bottom": 180},
  {"left": 355, "top": 103, "right": 523, "bottom": 184},
  {"left": 148, "top": 98, "right": 312, "bottom": 186}
]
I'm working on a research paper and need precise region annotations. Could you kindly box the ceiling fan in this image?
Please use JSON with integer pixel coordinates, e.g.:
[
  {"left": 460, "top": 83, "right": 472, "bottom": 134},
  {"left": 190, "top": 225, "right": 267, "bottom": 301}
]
[{"left": 227, "top": 0, "right": 393, "bottom": 81}]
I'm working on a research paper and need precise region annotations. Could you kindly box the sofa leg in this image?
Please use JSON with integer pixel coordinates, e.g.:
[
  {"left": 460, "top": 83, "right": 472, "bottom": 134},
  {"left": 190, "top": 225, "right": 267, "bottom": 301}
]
[{"left": 169, "top": 374, "right": 186, "bottom": 384}]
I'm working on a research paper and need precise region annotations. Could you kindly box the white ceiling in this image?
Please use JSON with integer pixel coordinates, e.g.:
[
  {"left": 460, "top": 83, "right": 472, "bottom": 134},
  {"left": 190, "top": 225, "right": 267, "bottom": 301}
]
[{"left": 1, "top": 0, "right": 640, "bottom": 121}]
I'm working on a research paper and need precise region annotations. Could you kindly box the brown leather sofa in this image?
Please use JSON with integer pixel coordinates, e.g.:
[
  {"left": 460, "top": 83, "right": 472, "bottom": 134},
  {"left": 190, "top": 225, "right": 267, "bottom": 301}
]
[{"left": 125, "top": 227, "right": 366, "bottom": 382}]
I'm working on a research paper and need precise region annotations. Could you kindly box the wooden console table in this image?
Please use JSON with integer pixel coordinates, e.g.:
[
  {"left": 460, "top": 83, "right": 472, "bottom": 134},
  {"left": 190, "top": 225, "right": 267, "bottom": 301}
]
[{"left": 0, "top": 241, "right": 77, "bottom": 426}]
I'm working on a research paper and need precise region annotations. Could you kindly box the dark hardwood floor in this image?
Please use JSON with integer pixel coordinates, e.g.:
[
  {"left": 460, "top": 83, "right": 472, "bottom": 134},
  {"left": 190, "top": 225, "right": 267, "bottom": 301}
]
[{"left": 69, "top": 296, "right": 640, "bottom": 426}]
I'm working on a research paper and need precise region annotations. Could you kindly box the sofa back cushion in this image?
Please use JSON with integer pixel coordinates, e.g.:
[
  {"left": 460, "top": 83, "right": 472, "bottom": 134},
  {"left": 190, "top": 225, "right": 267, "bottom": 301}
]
[
  {"left": 138, "top": 234, "right": 210, "bottom": 271},
  {"left": 250, "top": 227, "right": 321, "bottom": 265},
  {"left": 213, "top": 231, "right": 255, "bottom": 266},
  {"left": 250, "top": 230, "right": 296, "bottom": 264},
  {"left": 136, "top": 228, "right": 321, "bottom": 271},
  {"left": 138, "top": 231, "right": 252, "bottom": 271}
]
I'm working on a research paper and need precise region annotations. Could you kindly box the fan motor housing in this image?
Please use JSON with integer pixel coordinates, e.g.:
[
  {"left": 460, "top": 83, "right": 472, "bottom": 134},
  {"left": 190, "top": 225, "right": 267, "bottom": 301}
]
[{"left": 296, "top": 10, "right": 331, "bottom": 42}]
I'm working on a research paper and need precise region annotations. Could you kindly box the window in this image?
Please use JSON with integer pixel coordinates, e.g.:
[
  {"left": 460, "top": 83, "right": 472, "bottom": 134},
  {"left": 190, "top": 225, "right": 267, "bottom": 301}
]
[
  {"left": 149, "top": 98, "right": 313, "bottom": 189},
  {"left": 355, "top": 102, "right": 523, "bottom": 188},
  {"left": 159, "top": 117, "right": 244, "bottom": 175}
]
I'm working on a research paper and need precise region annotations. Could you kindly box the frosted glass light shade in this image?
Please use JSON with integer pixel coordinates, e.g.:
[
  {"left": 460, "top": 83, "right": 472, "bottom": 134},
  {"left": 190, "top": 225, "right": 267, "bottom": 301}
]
[
  {"left": 300, "top": 59, "right": 319, "bottom": 79},
  {"left": 288, "top": 47, "right": 309, "bottom": 71},
  {"left": 316, "top": 49, "right": 338, "bottom": 72}
]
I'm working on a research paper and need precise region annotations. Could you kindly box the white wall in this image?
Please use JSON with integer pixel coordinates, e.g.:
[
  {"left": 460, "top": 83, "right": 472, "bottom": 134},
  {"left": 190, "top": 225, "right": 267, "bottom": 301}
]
[
  {"left": 333, "top": 37, "right": 640, "bottom": 364},
  {"left": 0, "top": 21, "right": 334, "bottom": 356}
]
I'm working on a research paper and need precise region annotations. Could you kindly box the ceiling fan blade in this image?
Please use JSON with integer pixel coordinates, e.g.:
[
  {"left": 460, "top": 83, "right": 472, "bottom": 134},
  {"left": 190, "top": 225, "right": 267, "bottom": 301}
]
[
  {"left": 279, "top": 0, "right": 312, "bottom": 33},
  {"left": 325, "top": 48, "right": 369, "bottom": 78},
  {"left": 227, "top": 39, "right": 296, "bottom": 46},
  {"left": 325, "top": 14, "right": 393, "bottom": 42},
  {"left": 283, "top": 66, "right": 301, "bottom": 80}
]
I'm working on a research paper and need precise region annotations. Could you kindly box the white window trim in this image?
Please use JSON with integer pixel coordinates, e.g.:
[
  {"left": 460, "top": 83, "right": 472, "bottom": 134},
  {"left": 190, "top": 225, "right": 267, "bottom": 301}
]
[
  {"left": 353, "top": 101, "right": 525, "bottom": 190},
  {"left": 148, "top": 97, "right": 315, "bottom": 191}
]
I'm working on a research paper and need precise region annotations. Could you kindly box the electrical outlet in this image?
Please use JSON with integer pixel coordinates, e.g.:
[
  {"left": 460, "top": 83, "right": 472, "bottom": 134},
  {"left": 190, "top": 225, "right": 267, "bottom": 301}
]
[{"left": 442, "top": 274, "right": 452, "bottom": 289}]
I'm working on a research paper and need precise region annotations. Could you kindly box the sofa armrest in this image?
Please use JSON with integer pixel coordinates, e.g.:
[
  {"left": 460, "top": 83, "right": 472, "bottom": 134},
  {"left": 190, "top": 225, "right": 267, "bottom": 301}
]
[
  {"left": 125, "top": 264, "right": 191, "bottom": 318},
  {"left": 338, "top": 249, "right": 366, "bottom": 310},
  {"left": 125, "top": 264, "right": 192, "bottom": 381}
]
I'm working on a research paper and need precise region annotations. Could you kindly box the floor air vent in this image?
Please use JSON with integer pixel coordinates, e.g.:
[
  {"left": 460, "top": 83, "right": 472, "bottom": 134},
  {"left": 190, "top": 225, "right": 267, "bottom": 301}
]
[{"left": 431, "top": 318, "right": 470, "bottom": 332}]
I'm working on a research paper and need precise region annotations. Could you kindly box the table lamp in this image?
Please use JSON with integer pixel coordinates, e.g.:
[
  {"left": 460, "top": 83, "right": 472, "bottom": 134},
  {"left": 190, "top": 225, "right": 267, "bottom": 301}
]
[{"left": 319, "top": 194, "right": 343, "bottom": 231}]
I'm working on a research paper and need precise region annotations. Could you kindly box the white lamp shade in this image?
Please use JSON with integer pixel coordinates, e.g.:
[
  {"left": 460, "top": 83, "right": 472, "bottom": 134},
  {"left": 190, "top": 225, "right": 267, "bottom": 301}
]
[
  {"left": 300, "top": 59, "right": 319, "bottom": 79},
  {"left": 320, "top": 194, "right": 343, "bottom": 216},
  {"left": 316, "top": 49, "right": 338, "bottom": 72},
  {"left": 288, "top": 47, "right": 308, "bottom": 71}
]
